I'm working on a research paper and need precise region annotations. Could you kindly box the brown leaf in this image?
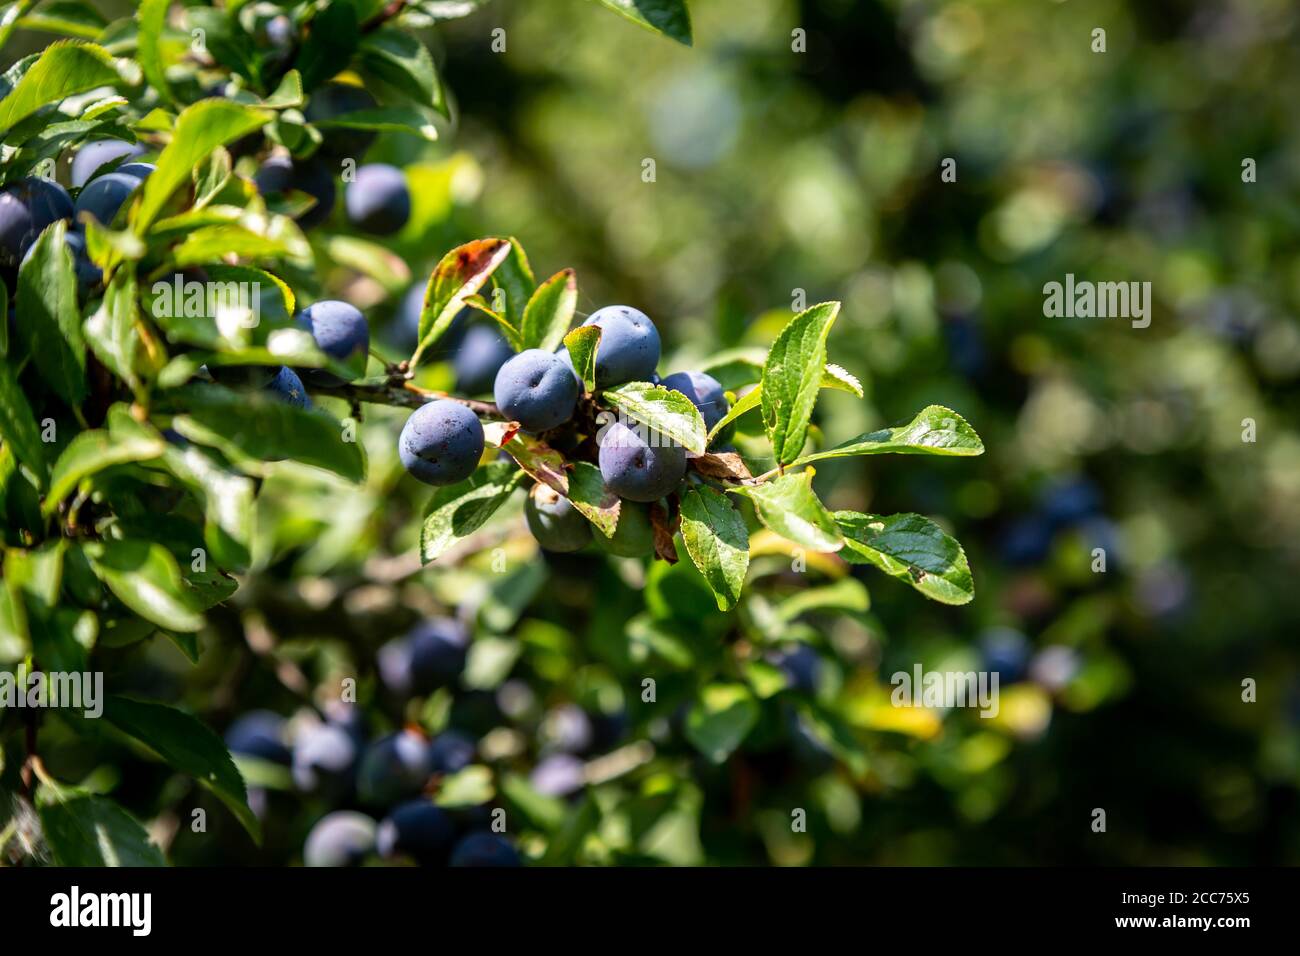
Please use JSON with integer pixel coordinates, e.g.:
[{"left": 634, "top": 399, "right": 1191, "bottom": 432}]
[
  {"left": 690, "top": 451, "right": 754, "bottom": 483},
  {"left": 649, "top": 498, "right": 681, "bottom": 563},
  {"left": 483, "top": 420, "right": 520, "bottom": 448},
  {"left": 502, "top": 432, "right": 568, "bottom": 493}
]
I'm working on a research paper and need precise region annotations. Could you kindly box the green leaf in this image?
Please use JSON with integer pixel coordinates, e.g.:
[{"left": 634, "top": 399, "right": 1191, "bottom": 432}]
[
  {"left": 135, "top": 0, "right": 173, "bottom": 106},
  {"left": 82, "top": 215, "right": 144, "bottom": 272},
  {"left": 699, "top": 348, "right": 764, "bottom": 391},
  {"left": 729, "top": 470, "right": 843, "bottom": 552},
  {"left": 15, "top": 218, "right": 85, "bottom": 408},
  {"left": 102, "top": 695, "right": 260, "bottom": 843},
  {"left": 0, "top": 40, "right": 138, "bottom": 136},
  {"left": 170, "top": 384, "right": 365, "bottom": 482},
  {"left": 520, "top": 268, "right": 576, "bottom": 352},
  {"left": 192, "top": 147, "right": 232, "bottom": 210},
  {"left": 707, "top": 382, "right": 761, "bottom": 444},
  {"left": 821, "top": 362, "right": 863, "bottom": 397},
  {"left": 493, "top": 236, "right": 534, "bottom": 338},
  {"left": 0, "top": 1, "right": 38, "bottom": 51},
  {"left": 592, "top": 0, "right": 692, "bottom": 46},
  {"left": 0, "top": 277, "right": 7, "bottom": 355},
  {"left": 679, "top": 487, "right": 749, "bottom": 611},
  {"left": 171, "top": 219, "right": 310, "bottom": 268},
  {"left": 262, "top": 70, "right": 305, "bottom": 109},
  {"left": 760, "top": 301, "right": 840, "bottom": 465},
  {"left": 0, "top": 352, "right": 47, "bottom": 485},
  {"left": 434, "top": 765, "right": 495, "bottom": 807},
  {"left": 601, "top": 381, "right": 707, "bottom": 454},
  {"left": 43, "top": 419, "right": 165, "bottom": 516},
  {"left": 686, "top": 683, "right": 758, "bottom": 763},
  {"left": 562, "top": 325, "right": 600, "bottom": 394},
  {"left": 566, "top": 461, "right": 621, "bottom": 536},
  {"left": 420, "top": 461, "right": 523, "bottom": 563},
  {"left": 161, "top": 442, "right": 255, "bottom": 571},
  {"left": 296, "top": 0, "right": 359, "bottom": 89},
  {"left": 775, "top": 576, "right": 870, "bottom": 621},
  {"left": 183, "top": 7, "right": 256, "bottom": 84},
  {"left": 85, "top": 538, "right": 204, "bottom": 632},
  {"left": 324, "top": 235, "right": 411, "bottom": 293},
  {"left": 310, "top": 104, "right": 437, "bottom": 141},
  {"left": 411, "top": 238, "right": 513, "bottom": 366},
  {"left": 133, "top": 99, "right": 273, "bottom": 233},
  {"left": 358, "top": 26, "right": 445, "bottom": 116},
  {"left": 83, "top": 266, "right": 142, "bottom": 394},
  {"left": 38, "top": 794, "right": 166, "bottom": 866},
  {"left": 4, "top": 115, "right": 132, "bottom": 180},
  {"left": 834, "top": 511, "right": 975, "bottom": 605},
  {"left": 14, "top": 1, "right": 106, "bottom": 41},
  {"left": 537, "top": 795, "right": 600, "bottom": 866},
  {"left": 790, "top": 405, "right": 985, "bottom": 466},
  {"left": 500, "top": 772, "right": 566, "bottom": 832}
]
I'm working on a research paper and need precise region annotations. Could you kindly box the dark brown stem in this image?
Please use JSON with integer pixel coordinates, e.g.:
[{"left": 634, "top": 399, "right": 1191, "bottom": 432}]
[{"left": 308, "top": 380, "right": 504, "bottom": 418}]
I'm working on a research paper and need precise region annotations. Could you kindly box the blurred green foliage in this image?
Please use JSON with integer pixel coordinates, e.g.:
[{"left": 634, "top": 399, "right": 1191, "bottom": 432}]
[{"left": 366, "top": 0, "right": 1300, "bottom": 864}]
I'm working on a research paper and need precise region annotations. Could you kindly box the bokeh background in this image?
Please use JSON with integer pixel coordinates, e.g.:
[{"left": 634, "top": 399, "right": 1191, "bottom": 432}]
[{"left": 9, "top": 0, "right": 1300, "bottom": 865}]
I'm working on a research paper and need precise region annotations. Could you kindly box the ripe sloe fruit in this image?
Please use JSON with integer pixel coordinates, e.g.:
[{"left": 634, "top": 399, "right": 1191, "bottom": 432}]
[
  {"left": 115, "top": 162, "right": 156, "bottom": 182},
  {"left": 376, "top": 800, "right": 457, "bottom": 865},
  {"left": 224, "top": 710, "right": 291, "bottom": 764},
  {"left": 454, "top": 324, "right": 514, "bottom": 395},
  {"left": 661, "top": 370, "right": 728, "bottom": 433},
  {"left": 356, "top": 729, "right": 433, "bottom": 807},
  {"left": 292, "top": 721, "right": 359, "bottom": 799},
  {"left": 582, "top": 305, "right": 660, "bottom": 387},
  {"left": 0, "top": 177, "right": 73, "bottom": 271},
  {"left": 298, "top": 299, "right": 369, "bottom": 384},
  {"left": 530, "top": 754, "right": 585, "bottom": 798},
  {"left": 494, "top": 349, "right": 579, "bottom": 432},
  {"left": 979, "top": 627, "right": 1030, "bottom": 683},
  {"left": 345, "top": 163, "right": 410, "bottom": 235},
  {"left": 266, "top": 366, "right": 311, "bottom": 407},
  {"left": 74, "top": 170, "right": 146, "bottom": 226},
  {"left": 540, "top": 704, "right": 594, "bottom": 755},
  {"left": 428, "top": 730, "right": 476, "bottom": 774},
  {"left": 303, "top": 811, "right": 376, "bottom": 867},
  {"left": 71, "top": 139, "right": 147, "bottom": 188},
  {"left": 377, "top": 618, "right": 470, "bottom": 698},
  {"left": 449, "top": 832, "right": 521, "bottom": 867},
  {"left": 398, "top": 399, "right": 485, "bottom": 486},
  {"left": 767, "top": 644, "right": 821, "bottom": 694},
  {"left": 598, "top": 420, "right": 686, "bottom": 502}
]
